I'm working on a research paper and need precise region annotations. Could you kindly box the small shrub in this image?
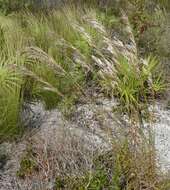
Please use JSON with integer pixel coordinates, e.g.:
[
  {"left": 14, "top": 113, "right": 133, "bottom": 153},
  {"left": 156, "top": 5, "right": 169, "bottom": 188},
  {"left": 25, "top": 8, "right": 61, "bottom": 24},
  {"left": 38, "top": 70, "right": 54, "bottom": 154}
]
[{"left": 17, "top": 149, "right": 38, "bottom": 179}]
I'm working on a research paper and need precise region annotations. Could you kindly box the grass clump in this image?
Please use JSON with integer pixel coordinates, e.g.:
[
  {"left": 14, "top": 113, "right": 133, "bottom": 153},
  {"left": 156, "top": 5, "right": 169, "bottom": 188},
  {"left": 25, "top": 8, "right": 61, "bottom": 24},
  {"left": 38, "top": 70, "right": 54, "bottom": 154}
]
[
  {"left": 0, "top": 4, "right": 166, "bottom": 138},
  {"left": 0, "top": 56, "right": 24, "bottom": 141},
  {"left": 113, "top": 55, "right": 165, "bottom": 117},
  {"left": 0, "top": 7, "right": 92, "bottom": 136}
]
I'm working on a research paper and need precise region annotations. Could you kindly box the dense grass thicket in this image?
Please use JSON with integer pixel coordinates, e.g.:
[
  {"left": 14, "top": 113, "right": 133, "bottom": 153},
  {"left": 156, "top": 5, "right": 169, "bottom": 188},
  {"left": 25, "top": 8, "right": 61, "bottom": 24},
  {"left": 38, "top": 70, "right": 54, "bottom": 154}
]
[
  {"left": 0, "top": 2, "right": 166, "bottom": 140},
  {"left": 0, "top": 0, "right": 170, "bottom": 189}
]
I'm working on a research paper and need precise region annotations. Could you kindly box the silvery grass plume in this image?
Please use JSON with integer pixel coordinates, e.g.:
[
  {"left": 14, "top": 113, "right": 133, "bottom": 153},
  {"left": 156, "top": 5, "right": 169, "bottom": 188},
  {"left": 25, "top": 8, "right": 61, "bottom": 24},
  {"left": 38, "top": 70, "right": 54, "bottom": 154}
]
[
  {"left": 77, "top": 14, "right": 139, "bottom": 94},
  {"left": 8, "top": 62, "right": 64, "bottom": 97},
  {"left": 22, "top": 46, "right": 66, "bottom": 75},
  {"left": 22, "top": 46, "right": 86, "bottom": 97},
  {"left": 120, "top": 10, "right": 138, "bottom": 58}
]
